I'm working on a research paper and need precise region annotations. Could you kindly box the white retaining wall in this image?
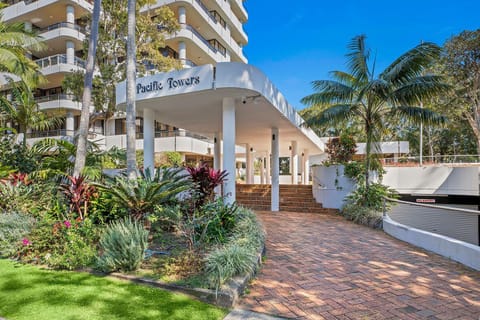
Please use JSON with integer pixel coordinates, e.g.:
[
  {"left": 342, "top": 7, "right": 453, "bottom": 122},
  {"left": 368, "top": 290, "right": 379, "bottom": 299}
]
[{"left": 383, "top": 215, "right": 480, "bottom": 271}]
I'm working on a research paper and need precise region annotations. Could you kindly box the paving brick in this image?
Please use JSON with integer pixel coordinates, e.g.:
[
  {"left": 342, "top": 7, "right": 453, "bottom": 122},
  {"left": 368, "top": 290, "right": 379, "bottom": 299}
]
[{"left": 239, "top": 211, "right": 480, "bottom": 319}]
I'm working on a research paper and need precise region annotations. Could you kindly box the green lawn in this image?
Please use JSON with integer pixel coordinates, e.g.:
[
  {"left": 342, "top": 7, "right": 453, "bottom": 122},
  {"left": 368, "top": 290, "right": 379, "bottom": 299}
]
[{"left": 0, "top": 259, "right": 227, "bottom": 320}]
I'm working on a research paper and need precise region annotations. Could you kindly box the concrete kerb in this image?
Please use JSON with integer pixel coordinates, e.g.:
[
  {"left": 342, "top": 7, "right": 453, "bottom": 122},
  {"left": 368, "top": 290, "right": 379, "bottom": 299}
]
[{"left": 108, "top": 243, "right": 266, "bottom": 308}]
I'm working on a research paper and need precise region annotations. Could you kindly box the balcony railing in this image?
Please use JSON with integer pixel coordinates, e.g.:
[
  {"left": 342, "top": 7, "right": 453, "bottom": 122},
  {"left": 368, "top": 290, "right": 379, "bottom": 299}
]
[
  {"left": 194, "top": 0, "right": 217, "bottom": 24},
  {"left": 5, "top": 0, "right": 93, "bottom": 5},
  {"left": 35, "top": 54, "right": 86, "bottom": 69},
  {"left": 133, "top": 130, "right": 213, "bottom": 143},
  {"left": 36, "top": 22, "right": 86, "bottom": 34},
  {"left": 179, "top": 24, "right": 226, "bottom": 57},
  {"left": 34, "top": 93, "right": 77, "bottom": 103},
  {"left": 381, "top": 155, "right": 480, "bottom": 166}
]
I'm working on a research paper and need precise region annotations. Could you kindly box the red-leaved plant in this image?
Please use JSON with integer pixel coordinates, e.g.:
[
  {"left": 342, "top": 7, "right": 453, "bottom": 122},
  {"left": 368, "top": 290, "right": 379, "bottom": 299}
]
[
  {"left": 59, "top": 175, "right": 95, "bottom": 221},
  {"left": 186, "top": 163, "right": 228, "bottom": 207}
]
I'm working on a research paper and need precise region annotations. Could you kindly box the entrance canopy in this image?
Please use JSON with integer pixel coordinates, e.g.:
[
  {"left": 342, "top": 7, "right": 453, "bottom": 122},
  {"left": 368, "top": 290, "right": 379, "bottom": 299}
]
[
  {"left": 116, "top": 63, "right": 323, "bottom": 156},
  {"left": 116, "top": 62, "right": 325, "bottom": 211}
]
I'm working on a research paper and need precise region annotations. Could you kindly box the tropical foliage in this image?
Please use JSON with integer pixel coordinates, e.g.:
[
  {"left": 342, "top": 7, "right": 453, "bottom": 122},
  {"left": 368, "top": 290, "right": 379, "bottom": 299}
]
[
  {"left": 302, "top": 35, "right": 449, "bottom": 185},
  {"left": 0, "top": 6, "right": 44, "bottom": 86}
]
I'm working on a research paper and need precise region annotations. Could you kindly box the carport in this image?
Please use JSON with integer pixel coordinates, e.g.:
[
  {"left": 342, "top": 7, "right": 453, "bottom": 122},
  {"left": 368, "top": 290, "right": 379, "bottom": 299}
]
[{"left": 116, "top": 62, "right": 324, "bottom": 211}]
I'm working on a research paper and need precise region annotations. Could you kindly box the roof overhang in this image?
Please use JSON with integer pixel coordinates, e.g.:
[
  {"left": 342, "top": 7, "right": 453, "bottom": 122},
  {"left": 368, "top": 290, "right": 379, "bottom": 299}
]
[{"left": 116, "top": 63, "right": 324, "bottom": 156}]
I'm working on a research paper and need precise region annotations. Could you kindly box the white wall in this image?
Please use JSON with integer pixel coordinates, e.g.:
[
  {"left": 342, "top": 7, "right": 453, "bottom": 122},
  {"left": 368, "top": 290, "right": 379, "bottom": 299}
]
[
  {"left": 312, "top": 165, "right": 356, "bottom": 209},
  {"left": 383, "top": 166, "right": 479, "bottom": 196},
  {"left": 384, "top": 215, "right": 480, "bottom": 271}
]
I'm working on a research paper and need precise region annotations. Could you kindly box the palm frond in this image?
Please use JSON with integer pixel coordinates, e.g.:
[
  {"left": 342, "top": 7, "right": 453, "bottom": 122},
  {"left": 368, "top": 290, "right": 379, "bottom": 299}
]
[
  {"left": 381, "top": 42, "right": 441, "bottom": 85},
  {"left": 392, "top": 75, "right": 451, "bottom": 105},
  {"left": 346, "top": 35, "right": 371, "bottom": 83},
  {"left": 304, "top": 104, "right": 357, "bottom": 127},
  {"left": 301, "top": 80, "right": 355, "bottom": 106},
  {"left": 394, "top": 106, "right": 447, "bottom": 126}
]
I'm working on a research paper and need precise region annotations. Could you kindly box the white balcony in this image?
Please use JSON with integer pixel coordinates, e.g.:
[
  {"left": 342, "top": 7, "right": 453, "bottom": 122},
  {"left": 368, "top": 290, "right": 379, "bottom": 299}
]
[
  {"left": 104, "top": 131, "right": 214, "bottom": 155},
  {"left": 35, "top": 93, "right": 82, "bottom": 112},
  {"left": 2, "top": 0, "right": 93, "bottom": 22},
  {"left": 34, "top": 54, "right": 85, "bottom": 76},
  {"left": 228, "top": 0, "right": 247, "bottom": 23},
  {"left": 38, "top": 22, "right": 86, "bottom": 44}
]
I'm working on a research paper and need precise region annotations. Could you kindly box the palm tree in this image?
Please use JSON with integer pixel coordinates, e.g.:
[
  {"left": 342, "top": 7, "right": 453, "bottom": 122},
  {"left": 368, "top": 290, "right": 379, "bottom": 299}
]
[
  {"left": 302, "top": 35, "right": 449, "bottom": 187},
  {"left": 126, "top": 0, "right": 138, "bottom": 179},
  {"left": 0, "top": 79, "right": 62, "bottom": 146},
  {"left": 0, "top": 4, "right": 44, "bottom": 87},
  {"left": 73, "top": 0, "right": 102, "bottom": 177}
]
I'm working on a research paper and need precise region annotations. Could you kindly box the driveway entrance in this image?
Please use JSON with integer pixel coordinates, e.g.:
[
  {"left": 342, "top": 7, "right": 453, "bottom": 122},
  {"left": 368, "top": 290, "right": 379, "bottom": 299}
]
[{"left": 240, "top": 212, "right": 480, "bottom": 319}]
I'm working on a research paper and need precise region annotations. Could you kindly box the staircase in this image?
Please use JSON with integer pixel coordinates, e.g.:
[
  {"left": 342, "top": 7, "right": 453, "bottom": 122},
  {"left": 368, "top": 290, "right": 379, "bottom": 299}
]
[{"left": 236, "top": 184, "right": 338, "bottom": 214}]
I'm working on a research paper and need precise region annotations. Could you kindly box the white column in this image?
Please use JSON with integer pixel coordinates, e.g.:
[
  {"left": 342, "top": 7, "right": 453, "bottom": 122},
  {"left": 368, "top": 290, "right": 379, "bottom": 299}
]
[
  {"left": 303, "top": 149, "right": 310, "bottom": 185},
  {"left": 24, "top": 21, "right": 32, "bottom": 32},
  {"left": 24, "top": 22, "right": 32, "bottom": 59},
  {"left": 66, "top": 5, "right": 75, "bottom": 24},
  {"left": 143, "top": 109, "right": 155, "bottom": 174},
  {"left": 260, "top": 157, "right": 265, "bottom": 184},
  {"left": 214, "top": 132, "right": 221, "bottom": 170},
  {"left": 271, "top": 128, "right": 279, "bottom": 211},
  {"left": 246, "top": 144, "right": 254, "bottom": 184},
  {"left": 266, "top": 153, "right": 271, "bottom": 184},
  {"left": 66, "top": 40, "right": 75, "bottom": 65},
  {"left": 222, "top": 97, "right": 236, "bottom": 204},
  {"left": 66, "top": 112, "right": 74, "bottom": 136},
  {"left": 178, "top": 41, "right": 187, "bottom": 67},
  {"left": 214, "top": 132, "right": 222, "bottom": 197},
  {"left": 178, "top": 6, "right": 186, "bottom": 24},
  {"left": 291, "top": 140, "right": 298, "bottom": 184},
  {"left": 301, "top": 152, "right": 305, "bottom": 185}
]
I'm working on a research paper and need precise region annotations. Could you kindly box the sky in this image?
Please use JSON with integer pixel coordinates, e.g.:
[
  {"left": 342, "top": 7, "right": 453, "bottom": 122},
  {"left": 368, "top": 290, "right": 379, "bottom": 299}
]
[{"left": 243, "top": 0, "right": 480, "bottom": 111}]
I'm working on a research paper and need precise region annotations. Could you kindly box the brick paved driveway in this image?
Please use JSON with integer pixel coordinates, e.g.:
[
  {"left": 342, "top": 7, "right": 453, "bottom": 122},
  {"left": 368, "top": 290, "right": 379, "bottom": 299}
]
[{"left": 240, "top": 212, "right": 480, "bottom": 319}]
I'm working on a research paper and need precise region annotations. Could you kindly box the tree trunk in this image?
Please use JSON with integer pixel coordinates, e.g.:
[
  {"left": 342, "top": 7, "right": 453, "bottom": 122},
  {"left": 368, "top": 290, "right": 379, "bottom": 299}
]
[
  {"left": 365, "top": 123, "right": 371, "bottom": 190},
  {"left": 73, "top": 0, "right": 102, "bottom": 177},
  {"left": 126, "top": 0, "right": 137, "bottom": 180},
  {"left": 465, "top": 111, "right": 480, "bottom": 155}
]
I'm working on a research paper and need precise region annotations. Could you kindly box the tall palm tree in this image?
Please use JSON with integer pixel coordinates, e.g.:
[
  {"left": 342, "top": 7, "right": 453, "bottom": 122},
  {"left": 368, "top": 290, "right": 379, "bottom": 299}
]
[
  {"left": 0, "top": 79, "right": 61, "bottom": 146},
  {"left": 73, "top": 0, "right": 102, "bottom": 177},
  {"left": 302, "top": 35, "right": 449, "bottom": 186},
  {"left": 126, "top": 0, "right": 138, "bottom": 179},
  {"left": 0, "top": 4, "right": 44, "bottom": 87}
]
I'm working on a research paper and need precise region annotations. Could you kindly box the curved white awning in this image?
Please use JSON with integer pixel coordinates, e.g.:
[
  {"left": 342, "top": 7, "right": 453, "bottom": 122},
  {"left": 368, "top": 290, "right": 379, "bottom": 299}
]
[{"left": 116, "top": 62, "right": 324, "bottom": 156}]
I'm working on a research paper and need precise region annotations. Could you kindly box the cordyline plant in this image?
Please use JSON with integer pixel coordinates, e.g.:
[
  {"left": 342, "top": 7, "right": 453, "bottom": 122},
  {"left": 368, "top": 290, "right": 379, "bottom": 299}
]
[
  {"left": 59, "top": 175, "right": 95, "bottom": 221},
  {"left": 186, "top": 163, "right": 228, "bottom": 207}
]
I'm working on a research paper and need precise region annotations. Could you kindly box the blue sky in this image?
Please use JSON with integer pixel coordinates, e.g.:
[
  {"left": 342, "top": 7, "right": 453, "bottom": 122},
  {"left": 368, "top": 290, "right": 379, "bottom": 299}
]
[{"left": 244, "top": 0, "right": 480, "bottom": 111}]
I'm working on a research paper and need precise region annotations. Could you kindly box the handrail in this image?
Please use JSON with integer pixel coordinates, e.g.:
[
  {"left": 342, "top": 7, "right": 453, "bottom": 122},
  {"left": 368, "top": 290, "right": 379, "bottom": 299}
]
[
  {"left": 194, "top": 0, "right": 217, "bottom": 24},
  {"left": 384, "top": 197, "right": 480, "bottom": 215},
  {"left": 179, "top": 24, "right": 225, "bottom": 57},
  {"left": 381, "top": 154, "right": 480, "bottom": 166},
  {"left": 34, "top": 93, "right": 77, "bottom": 103},
  {"left": 37, "top": 22, "right": 86, "bottom": 34},
  {"left": 34, "top": 54, "right": 86, "bottom": 69}
]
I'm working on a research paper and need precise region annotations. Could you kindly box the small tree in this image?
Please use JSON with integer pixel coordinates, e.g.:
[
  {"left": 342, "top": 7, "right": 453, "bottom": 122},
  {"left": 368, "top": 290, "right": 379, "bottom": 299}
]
[{"left": 325, "top": 133, "right": 357, "bottom": 164}]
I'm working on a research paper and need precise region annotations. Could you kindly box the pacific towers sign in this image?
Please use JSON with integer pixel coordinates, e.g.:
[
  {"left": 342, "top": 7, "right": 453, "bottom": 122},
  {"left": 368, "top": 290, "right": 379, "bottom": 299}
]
[{"left": 136, "top": 76, "right": 201, "bottom": 94}]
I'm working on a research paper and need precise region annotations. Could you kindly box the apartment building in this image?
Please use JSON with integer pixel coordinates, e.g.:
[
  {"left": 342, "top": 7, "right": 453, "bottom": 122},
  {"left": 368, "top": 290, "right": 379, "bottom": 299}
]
[{"left": 1, "top": 0, "right": 248, "bottom": 164}]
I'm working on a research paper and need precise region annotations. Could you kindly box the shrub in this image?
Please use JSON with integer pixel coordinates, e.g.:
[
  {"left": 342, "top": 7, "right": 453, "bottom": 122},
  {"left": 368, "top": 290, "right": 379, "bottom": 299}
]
[
  {"left": 204, "top": 207, "right": 264, "bottom": 290},
  {"left": 197, "top": 199, "right": 238, "bottom": 245},
  {"left": 96, "top": 167, "right": 189, "bottom": 220},
  {"left": 0, "top": 182, "right": 34, "bottom": 213},
  {"left": 341, "top": 203, "right": 383, "bottom": 229},
  {"left": 186, "top": 164, "right": 227, "bottom": 207},
  {"left": 19, "top": 218, "right": 98, "bottom": 270},
  {"left": 204, "top": 244, "right": 256, "bottom": 290},
  {"left": 345, "top": 182, "right": 397, "bottom": 212},
  {"left": 59, "top": 175, "right": 95, "bottom": 221},
  {"left": 0, "top": 212, "right": 36, "bottom": 258},
  {"left": 325, "top": 133, "right": 357, "bottom": 164},
  {"left": 96, "top": 218, "right": 149, "bottom": 272}
]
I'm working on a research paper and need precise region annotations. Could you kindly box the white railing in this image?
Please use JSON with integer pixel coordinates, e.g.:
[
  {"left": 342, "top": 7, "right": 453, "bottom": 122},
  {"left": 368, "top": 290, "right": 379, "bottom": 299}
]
[
  {"left": 381, "top": 155, "right": 480, "bottom": 166},
  {"left": 35, "top": 54, "right": 86, "bottom": 69}
]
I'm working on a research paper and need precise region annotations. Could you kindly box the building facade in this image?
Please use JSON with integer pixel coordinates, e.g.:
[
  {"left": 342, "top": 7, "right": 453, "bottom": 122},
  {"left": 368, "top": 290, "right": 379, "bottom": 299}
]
[{"left": 1, "top": 0, "right": 248, "bottom": 165}]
